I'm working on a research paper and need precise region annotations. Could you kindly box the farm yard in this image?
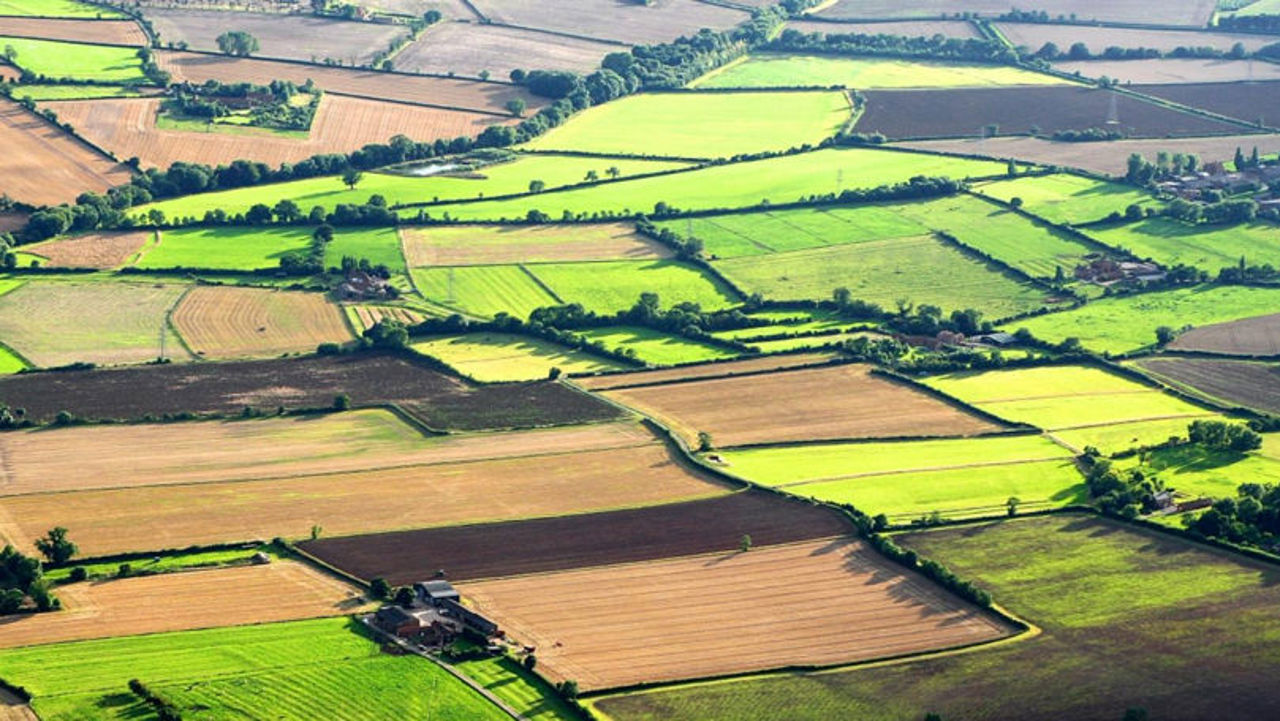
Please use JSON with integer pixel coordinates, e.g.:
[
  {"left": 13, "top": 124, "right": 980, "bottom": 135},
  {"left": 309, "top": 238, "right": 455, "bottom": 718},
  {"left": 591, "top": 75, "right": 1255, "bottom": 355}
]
[
  {"left": 693, "top": 55, "right": 1065, "bottom": 89},
  {"left": 1135, "top": 357, "right": 1280, "bottom": 414},
  {"left": 170, "top": 285, "right": 352, "bottom": 359},
  {"left": 142, "top": 9, "right": 410, "bottom": 65}
]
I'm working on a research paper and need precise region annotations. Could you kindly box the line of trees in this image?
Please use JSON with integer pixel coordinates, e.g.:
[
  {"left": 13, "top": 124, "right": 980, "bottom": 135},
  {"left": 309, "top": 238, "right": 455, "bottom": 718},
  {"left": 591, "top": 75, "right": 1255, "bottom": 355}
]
[{"left": 769, "top": 28, "right": 1016, "bottom": 63}]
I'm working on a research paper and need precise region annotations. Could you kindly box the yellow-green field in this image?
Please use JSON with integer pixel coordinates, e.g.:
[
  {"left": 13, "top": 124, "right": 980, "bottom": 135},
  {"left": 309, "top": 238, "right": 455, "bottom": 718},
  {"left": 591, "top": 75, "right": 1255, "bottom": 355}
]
[
  {"left": 693, "top": 54, "right": 1067, "bottom": 89},
  {"left": 410, "top": 332, "right": 629, "bottom": 381}
]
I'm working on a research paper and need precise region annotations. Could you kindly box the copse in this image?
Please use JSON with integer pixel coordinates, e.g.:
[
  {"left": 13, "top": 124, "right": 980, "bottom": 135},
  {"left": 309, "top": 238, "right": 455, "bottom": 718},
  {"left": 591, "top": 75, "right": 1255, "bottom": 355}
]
[{"left": 216, "top": 30, "right": 260, "bottom": 57}]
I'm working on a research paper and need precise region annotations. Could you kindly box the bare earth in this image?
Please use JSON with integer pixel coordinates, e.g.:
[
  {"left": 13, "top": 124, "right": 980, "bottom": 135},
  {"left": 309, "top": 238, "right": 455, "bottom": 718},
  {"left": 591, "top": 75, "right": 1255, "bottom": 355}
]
[
  {"left": 813, "top": 0, "right": 1215, "bottom": 27},
  {"left": 1168, "top": 312, "right": 1280, "bottom": 356},
  {"left": 20, "top": 230, "right": 151, "bottom": 269},
  {"left": 0, "top": 17, "right": 146, "bottom": 45},
  {"left": 462, "top": 537, "right": 1015, "bottom": 690},
  {"left": 400, "top": 223, "right": 671, "bottom": 266},
  {"left": 996, "top": 22, "right": 1280, "bottom": 55},
  {"left": 1054, "top": 58, "right": 1280, "bottom": 85},
  {"left": 0, "top": 562, "right": 365, "bottom": 649},
  {"left": 395, "top": 21, "right": 619, "bottom": 78},
  {"left": 143, "top": 9, "right": 410, "bottom": 65},
  {"left": 573, "top": 352, "right": 842, "bottom": 391},
  {"left": 0, "top": 98, "right": 132, "bottom": 207},
  {"left": 786, "top": 19, "right": 980, "bottom": 39},
  {"left": 172, "top": 286, "right": 353, "bottom": 359},
  {"left": 468, "top": 0, "right": 748, "bottom": 44}
]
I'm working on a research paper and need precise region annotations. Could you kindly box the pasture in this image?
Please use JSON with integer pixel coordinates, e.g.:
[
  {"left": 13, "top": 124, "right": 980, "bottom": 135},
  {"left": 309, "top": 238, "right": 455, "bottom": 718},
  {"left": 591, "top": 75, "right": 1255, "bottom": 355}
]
[
  {"left": 972, "top": 173, "right": 1162, "bottom": 225},
  {"left": 528, "top": 260, "right": 740, "bottom": 314},
  {"left": 16, "top": 230, "right": 150, "bottom": 269},
  {"left": 1055, "top": 58, "right": 1280, "bottom": 84},
  {"left": 409, "top": 332, "right": 628, "bottom": 381},
  {"left": 572, "top": 351, "right": 838, "bottom": 390},
  {"left": 1136, "top": 81, "right": 1280, "bottom": 129},
  {"left": 8, "top": 84, "right": 149, "bottom": 100},
  {"left": 136, "top": 226, "right": 312, "bottom": 271},
  {"left": 1168, "top": 311, "right": 1280, "bottom": 355},
  {"left": 456, "top": 656, "right": 580, "bottom": 721},
  {"left": 401, "top": 223, "right": 668, "bottom": 266},
  {"left": 464, "top": 537, "right": 1013, "bottom": 691},
  {"left": 1009, "top": 285, "right": 1280, "bottom": 354},
  {"left": 412, "top": 265, "right": 558, "bottom": 318},
  {"left": 0, "top": 36, "right": 146, "bottom": 82},
  {"left": 1135, "top": 357, "right": 1280, "bottom": 414},
  {"left": 466, "top": 0, "right": 748, "bottom": 45},
  {"left": 715, "top": 234, "right": 1049, "bottom": 318},
  {"left": 0, "top": 97, "right": 132, "bottom": 207},
  {"left": 575, "top": 326, "right": 740, "bottom": 366},
  {"left": 602, "top": 363, "right": 1004, "bottom": 447},
  {"left": 597, "top": 513, "right": 1280, "bottom": 720},
  {"left": 1087, "top": 217, "right": 1280, "bottom": 273},
  {"left": 0, "top": 0, "right": 123, "bottom": 17},
  {"left": 522, "top": 90, "right": 851, "bottom": 159},
  {"left": 1117, "top": 434, "right": 1280, "bottom": 499},
  {"left": 322, "top": 227, "right": 406, "bottom": 274},
  {"left": 694, "top": 55, "right": 1064, "bottom": 89},
  {"left": 171, "top": 286, "right": 352, "bottom": 359}
]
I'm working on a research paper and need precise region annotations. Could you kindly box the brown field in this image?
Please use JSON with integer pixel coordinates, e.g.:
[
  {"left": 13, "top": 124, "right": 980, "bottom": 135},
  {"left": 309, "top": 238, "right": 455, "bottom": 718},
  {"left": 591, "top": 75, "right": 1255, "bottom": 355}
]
[
  {"left": 602, "top": 363, "right": 1003, "bottom": 447},
  {"left": 0, "top": 214, "right": 26, "bottom": 234},
  {"left": 365, "top": 0, "right": 477, "bottom": 17},
  {"left": 156, "top": 50, "right": 541, "bottom": 114},
  {"left": 857, "top": 86, "right": 1251, "bottom": 140},
  {"left": 400, "top": 223, "right": 670, "bottom": 266},
  {"left": 0, "top": 98, "right": 132, "bottom": 207},
  {"left": 898, "top": 133, "right": 1280, "bottom": 176},
  {"left": 19, "top": 230, "right": 151, "bottom": 269},
  {"left": 172, "top": 285, "right": 352, "bottom": 359},
  {"left": 813, "top": 0, "right": 1215, "bottom": 27},
  {"left": 50, "top": 94, "right": 512, "bottom": 170},
  {"left": 786, "top": 19, "right": 980, "bottom": 39},
  {"left": 0, "top": 697, "right": 35, "bottom": 721},
  {"left": 467, "top": 0, "right": 748, "bottom": 44},
  {"left": 996, "top": 22, "right": 1279, "bottom": 55},
  {"left": 1055, "top": 58, "right": 1280, "bottom": 85},
  {"left": 0, "top": 411, "right": 654, "bottom": 496},
  {"left": 1168, "top": 312, "right": 1280, "bottom": 356},
  {"left": 143, "top": 8, "right": 409, "bottom": 65},
  {"left": 0, "top": 442, "right": 730, "bottom": 555},
  {"left": 348, "top": 304, "right": 425, "bottom": 332},
  {"left": 0, "top": 562, "right": 364, "bottom": 649},
  {"left": 1136, "top": 81, "right": 1280, "bottom": 128},
  {"left": 0, "top": 17, "right": 145, "bottom": 45},
  {"left": 462, "top": 537, "right": 1014, "bottom": 690},
  {"left": 573, "top": 352, "right": 842, "bottom": 391},
  {"left": 394, "top": 21, "right": 618, "bottom": 78},
  {"left": 1135, "top": 357, "right": 1280, "bottom": 415}
]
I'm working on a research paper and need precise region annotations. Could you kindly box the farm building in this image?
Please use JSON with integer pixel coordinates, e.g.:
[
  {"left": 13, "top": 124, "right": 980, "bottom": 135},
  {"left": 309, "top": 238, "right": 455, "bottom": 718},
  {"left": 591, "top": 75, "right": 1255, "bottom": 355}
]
[{"left": 415, "top": 580, "right": 461, "bottom": 607}]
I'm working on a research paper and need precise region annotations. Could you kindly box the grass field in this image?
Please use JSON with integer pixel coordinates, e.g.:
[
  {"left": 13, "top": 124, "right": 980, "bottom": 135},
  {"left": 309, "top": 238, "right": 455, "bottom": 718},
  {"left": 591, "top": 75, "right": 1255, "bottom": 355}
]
[
  {"left": 401, "top": 223, "right": 668, "bottom": 266},
  {"left": 1009, "top": 285, "right": 1280, "bottom": 354},
  {"left": 8, "top": 84, "right": 148, "bottom": 100},
  {"left": 136, "top": 226, "right": 313, "bottom": 271},
  {"left": 0, "top": 344, "right": 26, "bottom": 373},
  {"left": 455, "top": 657, "right": 580, "bottom": 721},
  {"left": 410, "top": 332, "right": 628, "bottom": 381},
  {"left": 1116, "top": 434, "right": 1280, "bottom": 500},
  {"left": 45, "top": 545, "right": 273, "bottom": 583},
  {"left": 412, "top": 265, "right": 558, "bottom": 318},
  {"left": 973, "top": 173, "right": 1162, "bottom": 225},
  {"left": 1086, "top": 218, "right": 1280, "bottom": 273},
  {"left": 693, "top": 54, "right": 1066, "bottom": 89},
  {"left": 0, "top": 0, "right": 122, "bottom": 16},
  {"left": 0, "top": 37, "right": 146, "bottom": 82},
  {"left": 715, "top": 234, "right": 1048, "bottom": 318},
  {"left": 522, "top": 91, "right": 851, "bottom": 159},
  {"left": 528, "top": 260, "right": 740, "bottom": 314},
  {"left": 321, "top": 227, "right": 406, "bottom": 274},
  {"left": 575, "top": 326, "right": 739, "bottom": 365}
]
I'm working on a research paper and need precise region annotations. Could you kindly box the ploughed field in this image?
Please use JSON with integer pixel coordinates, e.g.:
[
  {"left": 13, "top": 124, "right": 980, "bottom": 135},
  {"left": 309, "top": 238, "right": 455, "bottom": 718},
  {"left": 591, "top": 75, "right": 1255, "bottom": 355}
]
[
  {"left": 0, "top": 98, "right": 132, "bottom": 207},
  {"left": 1167, "top": 311, "right": 1280, "bottom": 356},
  {"left": 572, "top": 352, "right": 841, "bottom": 391},
  {"left": 1134, "top": 357, "right": 1280, "bottom": 415}
]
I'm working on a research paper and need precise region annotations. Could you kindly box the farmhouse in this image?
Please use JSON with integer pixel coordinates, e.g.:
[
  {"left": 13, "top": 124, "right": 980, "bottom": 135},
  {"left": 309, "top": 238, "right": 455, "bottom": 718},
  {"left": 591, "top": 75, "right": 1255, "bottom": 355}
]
[
  {"left": 375, "top": 580, "right": 501, "bottom": 644},
  {"left": 337, "top": 271, "right": 395, "bottom": 301}
]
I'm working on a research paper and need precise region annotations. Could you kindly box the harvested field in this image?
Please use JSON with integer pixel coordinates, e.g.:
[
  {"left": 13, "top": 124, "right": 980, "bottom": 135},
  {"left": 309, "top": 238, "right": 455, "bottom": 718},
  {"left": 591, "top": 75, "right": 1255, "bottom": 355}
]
[
  {"left": 1135, "top": 357, "right": 1280, "bottom": 415},
  {"left": 0, "top": 562, "right": 363, "bottom": 649},
  {"left": 467, "top": 0, "right": 747, "bottom": 45},
  {"left": 0, "top": 352, "right": 625, "bottom": 429},
  {"left": 171, "top": 285, "right": 352, "bottom": 359},
  {"left": 156, "top": 50, "right": 540, "bottom": 114},
  {"left": 409, "top": 333, "right": 628, "bottom": 382},
  {"left": 463, "top": 537, "right": 1014, "bottom": 690},
  {"left": 394, "top": 21, "right": 618, "bottom": 77},
  {"left": 0, "top": 698, "right": 34, "bottom": 721},
  {"left": 1135, "top": 81, "right": 1280, "bottom": 128},
  {"left": 0, "top": 411, "right": 654, "bottom": 495},
  {"left": 857, "top": 86, "right": 1251, "bottom": 140},
  {"left": 18, "top": 230, "right": 151, "bottom": 269},
  {"left": 812, "top": 0, "right": 1215, "bottom": 27},
  {"left": 0, "top": 17, "right": 144, "bottom": 45},
  {"left": 996, "top": 23, "right": 1279, "bottom": 55},
  {"left": 573, "top": 352, "right": 841, "bottom": 390},
  {"left": 143, "top": 9, "right": 409, "bottom": 65},
  {"left": 346, "top": 305, "right": 425, "bottom": 333},
  {"left": 301, "top": 491, "right": 849, "bottom": 584},
  {"left": 0, "top": 98, "right": 131, "bottom": 207},
  {"left": 49, "top": 95, "right": 512, "bottom": 170},
  {"left": 1055, "top": 58, "right": 1280, "bottom": 85},
  {"left": 1168, "top": 312, "right": 1280, "bottom": 355},
  {"left": 401, "top": 223, "right": 670, "bottom": 266},
  {"left": 0, "top": 442, "right": 730, "bottom": 555},
  {"left": 785, "top": 19, "right": 980, "bottom": 39},
  {"left": 603, "top": 363, "right": 1004, "bottom": 447}
]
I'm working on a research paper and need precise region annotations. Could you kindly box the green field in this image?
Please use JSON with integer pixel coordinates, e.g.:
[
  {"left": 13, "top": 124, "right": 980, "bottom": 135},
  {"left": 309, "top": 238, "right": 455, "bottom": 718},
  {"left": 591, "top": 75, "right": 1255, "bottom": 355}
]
[
  {"left": 973, "top": 173, "right": 1162, "bottom": 225},
  {"left": 1009, "top": 284, "right": 1280, "bottom": 354},
  {"left": 410, "top": 332, "right": 628, "bottom": 381},
  {"left": 1086, "top": 217, "right": 1280, "bottom": 274},
  {"left": 693, "top": 54, "right": 1066, "bottom": 89},
  {"left": 46, "top": 545, "right": 279, "bottom": 584},
  {"left": 1234, "top": 0, "right": 1280, "bottom": 15},
  {"left": 0, "top": 617, "right": 508, "bottom": 720},
  {"left": 0, "top": 341, "right": 27, "bottom": 373},
  {"left": 522, "top": 90, "right": 851, "bottom": 159},
  {"left": 417, "top": 148, "right": 1020, "bottom": 222},
  {"left": 710, "top": 311, "right": 854, "bottom": 339},
  {"left": 747, "top": 330, "right": 874, "bottom": 352},
  {"left": 8, "top": 84, "right": 148, "bottom": 100},
  {"left": 322, "top": 227, "right": 406, "bottom": 273},
  {"left": 576, "top": 326, "right": 739, "bottom": 365},
  {"left": 135, "top": 227, "right": 313, "bottom": 271},
  {"left": 412, "top": 265, "right": 558, "bottom": 318},
  {"left": 528, "top": 260, "right": 740, "bottom": 314},
  {"left": 0, "top": 37, "right": 147, "bottom": 82},
  {"left": 0, "top": 0, "right": 123, "bottom": 17},
  {"left": 135, "top": 155, "right": 689, "bottom": 221},
  {"left": 1115, "top": 433, "right": 1280, "bottom": 500},
  {"left": 596, "top": 514, "right": 1280, "bottom": 720},
  {"left": 455, "top": 657, "right": 580, "bottom": 721},
  {"left": 715, "top": 234, "right": 1047, "bottom": 318}
]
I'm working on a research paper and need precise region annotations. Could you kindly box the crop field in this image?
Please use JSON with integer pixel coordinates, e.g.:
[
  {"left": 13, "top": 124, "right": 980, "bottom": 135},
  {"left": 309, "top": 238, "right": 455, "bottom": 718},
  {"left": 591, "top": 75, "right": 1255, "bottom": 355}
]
[
  {"left": 1135, "top": 81, "right": 1280, "bottom": 128},
  {"left": 464, "top": 536, "right": 1013, "bottom": 691},
  {"left": 812, "top": 0, "right": 1216, "bottom": 26},
  {"left": 1055, "top": 58, "right": 1280, "bottom": 85},
  {"left": 0, "top": 36, "right": 145, "bottom": 82},
  {"left": 423, "top": 148, "right": 1014, "bottom": 221},
  {"left": 1137, "top": 357, "right": 1280, "bottom": 413},
  {"left": 467, "top": 0, "right": 748, "bottom": 45},
  {"left": 522, "top": 91, "right": 851, "bottom": 159},
  {"left": 0, "top": 280, "right": 188, "bottom": 367},
  {"left": 346, "top": 305, "right": 425, "bottom": 333},
  {"left": 598, "top": 513, "right": 1280, "bottom": 720},
  {"left": 716, "top": 234, "right": 1049, "bottom": 318},
  {"left": 856, "top": 85, "right": 1248, "bottom": 140},
  {"left": 0, "top": 440, "right": 730, "bottom": 555},
  {"left": 401, "top": 223, "right": 668, "bottom": 266},
  {"left": 412, "top": 265, "right": 558, "bottom": 318},
  {"left": 410, "top": 332, "right": 628, "bottom": 381},
  {"left": 603, "top": 363, "right": 1004, "bottom": 447},
  {"left": 995, "top": 23, "right": 1279, "bottom": 55},
  {"left": 143, "top": 9, "right": 410, "bottom": 65},
  {"left": 972, "top": 173, "right": 1162, "bottom": 225},
  {"left": 1010, "top": 284, "right": 1280, "bottom": 354},
  {"left": 0, "top": 98, "right": 132, "bottom": 207},
  {"left": 573, "top": 351, "right": 839, "bottom": 390},
  {"left": 0, "top": 0, "right": 123, "bottom": 17},
  {"left": 1088, "top": 217, "right": 1280, "bottom": 273},
  {"left": 171, "top": 285, "right": 351, "bottom": 359},
  {"left": 1168, "top": 311, "right": 1280, "bottom": 355},
  {"left": 575, "top": 326, "right": 740, "bottom": 366},
  {"left": 693, "top": 54, "right": 1064, "bottom": 89},
  {"left": 18, "top": 230, "right": 150, "bottom": 269},
  {"left": 0, "top": 562, "right": 362, "bottom": 649},
  {"left": 529, "top": 260, "right": 740, "bottom": 314},
  {"left": 135, "top": 226, "right": 313, "bottom": 271},
  {"left": 0, "top": 17, "right": 145, "bottom": 45},
  {"left": 395, "top": 21, "right": 616, "bottom": 77},
  {"left": 303, "top": 490, "right": 850, "bottom": 584}
]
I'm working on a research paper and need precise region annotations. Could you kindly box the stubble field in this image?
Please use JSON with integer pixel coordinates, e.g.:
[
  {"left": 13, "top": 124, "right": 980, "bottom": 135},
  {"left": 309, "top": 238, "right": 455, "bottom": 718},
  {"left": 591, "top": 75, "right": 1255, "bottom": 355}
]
[
  {"left": 171, "top": 285, "right": 352, "bottom": 359},
  {"left": 0, "top": 98, "right": 132, "bottom": 206}
]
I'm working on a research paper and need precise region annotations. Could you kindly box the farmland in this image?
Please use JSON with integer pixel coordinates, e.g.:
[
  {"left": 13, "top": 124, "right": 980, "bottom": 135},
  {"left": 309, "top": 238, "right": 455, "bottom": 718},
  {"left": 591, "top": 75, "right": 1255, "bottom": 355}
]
[
  {"left": 811, "top": 0, "right": 1216, "bottom": 26},
  {"left": 322, "top": 227, "right": 405, "bottom": 273},
  {"left": 1136, "top": 357, "right": 1280, "bottom": 413},
  {"left": 466, "top": 0, "right": 748, "bottom": 45},
  {"left": 1055, "top": 58, "right": 1280, "bottom": 84},
  {"left": 1087, "top": 217, "right": 1280, "bottom": 272},
  {"left": 1135, "top": 81, "right": 1280, "bottom": 127},
  {"left": 972, "top": 173, "right": 1162, "bottom": 225},
  {"left": 411, "top": 264, "right": 558, "bottom": 318},
  {"left": 18, "top": 230, "right": 150, "bottom": 268},
  {"left": 402, "top": 223, "right": 669, "bottom": 266},
  {"left": 0, "top": 17, "right": 145, "bottom": 46},
  {"left": 171, "top": 285, "right": 352, "bottom": 359},
  {"left": 573, "top": 351, "right": 840, "bottom": 390},
  {"left": 464, "top": 537, "right": 1013, "bottom": 690},
  {"left": 1115, "top": 434, "right": 1280, "bottom": 499},
  {"left": 529, "top": 260, "right": 739, "bottom": 314},
  {"left": 694, "top": 55, "right": 1064, "bottom": 89},
  {"left": 395, "top": 21, "right": 617, "bottom": 77},
  {"left": 0, "top": 98, "right": 132, "bottom": 206},
  {"left": 0, "top": 0, "right": 123, "bottom": 17},
  {"left": 142, "top": 9, "right": 410, "bottom": 65},
  {"left": 136, "top": 226, "right": 313, "bottom": 271},
  {"left": 995, "top": 22, "right": 1280, "bottom": 55},
  {"left": 602, "top": 363, "right": 1004, "bottom": 447},
  {"left": 455, "top": 656, "right": 580, "bottom": 721},
  {"left": 574, "top": 326, "right": 741, "bottom": 366},
  {"left": 8, "top": 84, "right": 150, "bottom": 101},
  {"left": 597, "top": 514, "right": 1280, "bottom": 720},
  {"left": 410, "top": 332, "right": 628, "bottom": 381},
  {"left": 522, "top": 91, "right": 852, "bottom": 159},
  {"left": 0, "top": 36, "right": 146, "bottom": 82},
  {"left": 1168, "top": 311, "right": 1280, "bottom": 355}
]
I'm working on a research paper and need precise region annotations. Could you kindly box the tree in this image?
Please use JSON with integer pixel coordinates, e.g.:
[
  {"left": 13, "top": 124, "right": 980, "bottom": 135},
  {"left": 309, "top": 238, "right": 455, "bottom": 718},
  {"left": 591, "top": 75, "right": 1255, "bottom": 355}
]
[
  {"left": 478, "top": 69, "right": 490, "bottom": 81},
  {"left": 606, "top": 166, "right": 620, "bottom": 179},
  {"left": 314, "top": 223, "right": 335, "bottom": 244},
  {"left": 310, "top": 524, "right": 323, "bottom": 540},
  {"left": 697, "top": 431, "right": 714, "bottom": 452},
  {"left": 370, "top": 577, "right": 391, "bottom": 600},
  {"left": 394, "top": 585, "right": 415, "bottom": 607},
  {"left": 528, "top": 179, "right": 545, "bottom": 193},
  {"left": 0, "top": 588, "right": 22, "bottom": 614},
  {"left": 739, "top": 534, "right": 752, "bottom": 552},
  {"left": 34, "top": 527, "right": 77, "bottom": 564},
  {"left": 556, "top": 680, "right": 579, "bottom": 700},
  {"left": 272, "top": 199, "right": 302, "bottom": 224},
  {"left": 505, "top": 98, "right": 526, "bottom": 117},
  {"left": 333, "top": 393, "right": 351, "bottom": 410},
  {"left": 2, "top": 44, "right": 15, "bottom": 62},
  {"left": 341, "top": 168, "right": 364, "bottom": 190},
  {"left": 523, "top": 654, "right": 537, "bottom": 671},
  {"left": 1009, "top": 196, "right": 1023, "bottom": 208},
  {"left": 584, "top": 170, "right": 599, "bottom": 182},
  {"left": 548, "top": 366, "right": 562, "bottom": 380},
  {"left": 1155, "top": 326, "right": 1176, "bottom": 345},
  {"left": 1123, "top": 709, "right": 1149, "bottom": 721},
  {"left": 215, "top": 31, "right": 259, "bottom": 57},
  {"left": 1006, "top": 496, "right": 1020, "bottom": 517},
  {"left": 245, "top": 203, "right": 273, "bottom": 224}
]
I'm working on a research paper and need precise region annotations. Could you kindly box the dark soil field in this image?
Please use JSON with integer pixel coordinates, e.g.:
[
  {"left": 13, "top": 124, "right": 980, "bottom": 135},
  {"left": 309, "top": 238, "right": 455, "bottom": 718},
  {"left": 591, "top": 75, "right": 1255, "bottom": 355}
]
[
  {"left": 1168, "top": 312, "right": 1280, "bottom": 356},
  {"left": 300, "top": 490, "right": 851, "bottom": 584},
  {"left": 1135, "top": 81, "right": 1280, "bottom": 128},
  {"left": 0, "top": 352, "right": 622, "bottom": 430},
  {"left": 1137, "top": 357, "right": 1280, "bottom": 414},
  {"left": 856, "top": 85, "right": 1251, "bottom": 140}
]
